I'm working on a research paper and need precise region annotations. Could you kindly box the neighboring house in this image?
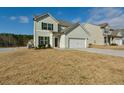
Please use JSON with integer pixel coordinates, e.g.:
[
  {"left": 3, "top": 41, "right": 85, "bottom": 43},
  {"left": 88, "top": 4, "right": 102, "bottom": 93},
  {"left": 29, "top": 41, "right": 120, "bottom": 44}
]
[
  {"left": 111, "top": 29, "right": 124, "bottom": 45},
  {"left": 83, "top": 23, "right": 105, "bottom": 45},
  {"left": 98, "top": 23, "right": 113, "bottom": 45},
  {"left": 33, "top": 13, "right": 89, "bottom": 48},
  {"left": 83, "top": 23, "right": 124, "bottom": 46},
  {"left": 98, "top": 23, "right": 124, "bottom": 46}
]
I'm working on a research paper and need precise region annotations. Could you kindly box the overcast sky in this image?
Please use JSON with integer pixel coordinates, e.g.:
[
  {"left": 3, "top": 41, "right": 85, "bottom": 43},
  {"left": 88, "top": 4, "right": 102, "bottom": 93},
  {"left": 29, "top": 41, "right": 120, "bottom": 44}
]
[{"left": 0, "top": 7, "right": 124, "bottom": 35}]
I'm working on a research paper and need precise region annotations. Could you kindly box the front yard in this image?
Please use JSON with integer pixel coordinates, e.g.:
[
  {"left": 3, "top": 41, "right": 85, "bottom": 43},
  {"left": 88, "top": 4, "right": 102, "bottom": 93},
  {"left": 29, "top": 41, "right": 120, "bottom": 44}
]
[{"left": 0, "top": 48, "right": 124, "bottom": 84}]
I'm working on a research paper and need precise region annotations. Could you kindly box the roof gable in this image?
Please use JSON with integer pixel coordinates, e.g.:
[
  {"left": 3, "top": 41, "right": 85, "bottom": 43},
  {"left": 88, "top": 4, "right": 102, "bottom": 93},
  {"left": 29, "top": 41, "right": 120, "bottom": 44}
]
[
  {"left": 61, "top": 23, "right": 89, "bottom": 36},
  {"left": 34, "top": 13, "right": 59, "bottom": 23}
]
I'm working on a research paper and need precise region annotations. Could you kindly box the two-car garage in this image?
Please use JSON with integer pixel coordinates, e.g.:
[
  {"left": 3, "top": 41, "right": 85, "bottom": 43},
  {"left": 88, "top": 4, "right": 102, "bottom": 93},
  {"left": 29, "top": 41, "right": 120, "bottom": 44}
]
[{"left": 69, "top": 38, "right": 86, "bottom": 48}]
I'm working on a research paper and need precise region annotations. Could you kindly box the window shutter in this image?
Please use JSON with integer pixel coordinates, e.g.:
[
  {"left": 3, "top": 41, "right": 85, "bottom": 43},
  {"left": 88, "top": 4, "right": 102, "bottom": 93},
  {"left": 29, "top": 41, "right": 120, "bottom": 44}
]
[
  {"left": 52, "top": 24, "right": 53, "bottom": 30},
  {"left": 42, "top": 22, "right": 43, "bottom": 30}
]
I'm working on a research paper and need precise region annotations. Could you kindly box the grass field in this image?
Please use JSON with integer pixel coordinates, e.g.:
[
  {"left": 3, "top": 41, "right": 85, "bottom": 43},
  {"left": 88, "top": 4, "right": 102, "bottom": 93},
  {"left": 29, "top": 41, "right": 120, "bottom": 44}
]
[{"left": 0, "top": 48, "right": 124, "bottom": 84}]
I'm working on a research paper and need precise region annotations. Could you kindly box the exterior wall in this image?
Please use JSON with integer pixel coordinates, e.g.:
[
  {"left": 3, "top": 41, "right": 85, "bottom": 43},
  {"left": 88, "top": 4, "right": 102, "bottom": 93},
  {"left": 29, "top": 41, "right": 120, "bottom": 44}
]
[
  {"left": 65, "top": 26, "right": 89, "bottom": 48},
  {"left": 60, "top": 35, "right": 65, "bottom": 48},
  {"left": 83, "top": 23, "right": 104, "bottom": 45},
  {"left": 34, "top": 16, "right": 58, "bottom": 47}
]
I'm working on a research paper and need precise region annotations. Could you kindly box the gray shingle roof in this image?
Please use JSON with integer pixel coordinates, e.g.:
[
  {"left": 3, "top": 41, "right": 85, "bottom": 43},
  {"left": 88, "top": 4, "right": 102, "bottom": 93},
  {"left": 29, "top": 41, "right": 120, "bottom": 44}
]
[
  {"left": 58, "top": 20, "right": 73, "bottom": 27},
  {"left": 111, "top": 29, "right": 124, "bottom": 36},
  {"left": 98, "top": 23, "right": 108, "bottom": 28},
  {"left": 61, "top": 23, "right": 80, "bottom": 34},
  {"left": 34, "top": 13, "right": 49, "bottom": 21},
  {"left": 111, "top": 31, "right": 120, "bottom": 36}
]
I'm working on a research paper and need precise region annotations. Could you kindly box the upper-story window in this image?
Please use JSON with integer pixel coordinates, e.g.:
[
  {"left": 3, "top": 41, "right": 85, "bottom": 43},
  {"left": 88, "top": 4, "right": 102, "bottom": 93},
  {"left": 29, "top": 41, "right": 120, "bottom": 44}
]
[
  {"left": 42, "top": 22, "right": 53, "bottom": 30},
  {"left": 42, "top": 23, "right": 47, "bottom": 30},
  {"left": 48, "top": 24, "right": 53, "bottom": 30}
]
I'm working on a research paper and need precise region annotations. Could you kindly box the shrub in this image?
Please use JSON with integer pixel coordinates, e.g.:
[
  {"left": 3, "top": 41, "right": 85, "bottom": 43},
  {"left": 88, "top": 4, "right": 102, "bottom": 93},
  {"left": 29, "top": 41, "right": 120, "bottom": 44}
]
[
  {"left": 110, "top": 43, "right": 118, "bottom": 46},
  {"left": 38, "top": 44, "right": 46, "bottom": 49},
  {"left": 88, "top": 43, "right": 92, "bottom": 48},
  {"left": 47, "top": 44, "right": 51, "bottom": 48},
  {"left": 34, "top": 47, "right": 39, "bottom": 50}
]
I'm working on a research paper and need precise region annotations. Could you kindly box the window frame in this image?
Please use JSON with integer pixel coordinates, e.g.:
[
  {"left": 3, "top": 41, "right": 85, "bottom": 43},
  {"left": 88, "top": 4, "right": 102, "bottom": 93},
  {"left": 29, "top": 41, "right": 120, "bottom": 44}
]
[
  {"left": 48, "top": 24, "right": 53, "bottom": 30},
  {"left": 39, "top": 36, "right": 50, "bottom": 45},
  {"left": 42, "top": 22, "right": 47, "bottom": 30},
  {"left": 42, "top": 22, "right": 53, "bottom": 30}
]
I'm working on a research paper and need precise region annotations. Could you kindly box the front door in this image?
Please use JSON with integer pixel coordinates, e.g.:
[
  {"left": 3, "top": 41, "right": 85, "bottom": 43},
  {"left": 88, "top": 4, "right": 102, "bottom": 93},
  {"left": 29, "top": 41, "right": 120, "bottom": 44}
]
[{"left": 55, "top": 38, "right": 58, "bottom": 47}]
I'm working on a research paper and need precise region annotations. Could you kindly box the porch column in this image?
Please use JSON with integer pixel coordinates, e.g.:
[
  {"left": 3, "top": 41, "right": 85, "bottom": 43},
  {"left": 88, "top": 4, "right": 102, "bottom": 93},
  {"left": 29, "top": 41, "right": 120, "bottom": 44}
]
[
  {"left": 106, "top": 36, "right": 109, "bottom": 45},
  {"left": 110, "top": 37, "right": 113, "bottom": 44},
  {"left": 52, "top": 36, "right": 55, "bottom": 48}
]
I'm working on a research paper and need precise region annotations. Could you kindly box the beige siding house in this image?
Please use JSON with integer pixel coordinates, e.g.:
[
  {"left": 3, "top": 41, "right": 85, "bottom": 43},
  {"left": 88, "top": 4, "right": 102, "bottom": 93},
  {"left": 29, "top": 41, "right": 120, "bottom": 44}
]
[{"left": 83, "top": 23, "right": 104, "bottom": 45}]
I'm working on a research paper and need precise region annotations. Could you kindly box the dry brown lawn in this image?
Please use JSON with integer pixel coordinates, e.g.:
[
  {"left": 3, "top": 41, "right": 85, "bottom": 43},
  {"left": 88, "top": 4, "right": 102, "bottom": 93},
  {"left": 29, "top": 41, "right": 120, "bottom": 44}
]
[
  {"left": 91, "top": 45, "right": 124, "bottom": 50},
  {"left": 0, "top": 48, "right": 124, "bottom": 85}
]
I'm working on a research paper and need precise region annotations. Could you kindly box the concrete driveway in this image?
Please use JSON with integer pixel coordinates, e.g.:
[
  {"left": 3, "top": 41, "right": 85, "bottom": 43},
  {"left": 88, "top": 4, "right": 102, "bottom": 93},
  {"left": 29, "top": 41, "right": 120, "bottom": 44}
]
[
  {"left": 76, "top": 48, "right": 124, "bottom": 57},
  {"left": 0, "top": 48, "right": 16, "bottom": 52}
]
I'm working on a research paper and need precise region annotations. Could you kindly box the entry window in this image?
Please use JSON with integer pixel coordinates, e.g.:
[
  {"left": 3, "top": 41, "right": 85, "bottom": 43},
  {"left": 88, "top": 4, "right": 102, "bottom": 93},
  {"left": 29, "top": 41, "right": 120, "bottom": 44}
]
[
  {"left": 39, "top": 36, "right": 50, "bottom": 45},
  {"left": 45, "top": 37, "right": 50, "bottom": 44},
  {"left": 39, "top": 37, "right": 44, "bottom": 45},
  {"left": 42, "top": 23, "right": 47, "bottom": 30},
  {"left": 48, "top": 24, "right": 53, "bottom": 30}
]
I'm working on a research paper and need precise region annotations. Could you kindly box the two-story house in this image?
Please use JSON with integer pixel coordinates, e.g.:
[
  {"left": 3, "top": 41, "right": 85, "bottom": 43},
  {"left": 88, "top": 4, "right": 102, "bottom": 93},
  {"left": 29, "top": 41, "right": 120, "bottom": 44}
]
[{"left": 33, "top": 13, "right": 89, "bottom": 48}]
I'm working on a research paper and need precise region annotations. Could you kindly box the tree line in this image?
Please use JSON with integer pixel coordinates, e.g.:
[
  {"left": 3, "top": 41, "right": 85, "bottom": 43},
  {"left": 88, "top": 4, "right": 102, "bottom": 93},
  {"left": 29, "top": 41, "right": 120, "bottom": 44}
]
[{"left": 0, "top": 33, "right": 33, "bottom": 47}]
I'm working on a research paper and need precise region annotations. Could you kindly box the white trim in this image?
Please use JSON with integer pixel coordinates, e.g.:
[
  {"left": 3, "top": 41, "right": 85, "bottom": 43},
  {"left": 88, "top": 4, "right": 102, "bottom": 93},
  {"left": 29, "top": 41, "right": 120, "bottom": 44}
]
[
  {"left": 33, "top": 20, "right": 36, "bottom": 47},
  {"left": 85, "top": 38, "right": 87, "bottom": 48}
]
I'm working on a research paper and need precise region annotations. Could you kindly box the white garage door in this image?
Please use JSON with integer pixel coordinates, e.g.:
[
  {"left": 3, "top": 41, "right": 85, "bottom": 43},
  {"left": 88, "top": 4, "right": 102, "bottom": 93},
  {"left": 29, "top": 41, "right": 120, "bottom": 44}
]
[{"left": 69, "top": 38, "right": 86, "bottom": 48}]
